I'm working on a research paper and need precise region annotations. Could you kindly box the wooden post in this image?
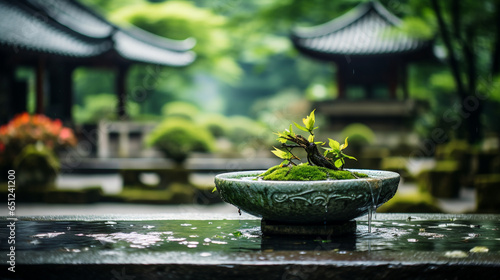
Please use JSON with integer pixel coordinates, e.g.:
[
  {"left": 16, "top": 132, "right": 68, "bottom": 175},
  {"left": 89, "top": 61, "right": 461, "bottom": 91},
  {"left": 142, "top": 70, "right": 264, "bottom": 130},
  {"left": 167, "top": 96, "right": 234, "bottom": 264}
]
[
  {"left": 116, "top": 65, "right": 129, "bottom": 119},
  {"left": 36, "top": 57, "right": 45, "bottom": 114},
  {"left": 64, "top": 65, "right": 75, "bottom": 123},
  {"left": 336, "top": 62, "right": 346, "bottom": 99},
  {"left": 401, "top": 64, "right": 408, "bottom": 100},
  {"left": 388, "top": 63, "right": 398, "bottom": 100}
]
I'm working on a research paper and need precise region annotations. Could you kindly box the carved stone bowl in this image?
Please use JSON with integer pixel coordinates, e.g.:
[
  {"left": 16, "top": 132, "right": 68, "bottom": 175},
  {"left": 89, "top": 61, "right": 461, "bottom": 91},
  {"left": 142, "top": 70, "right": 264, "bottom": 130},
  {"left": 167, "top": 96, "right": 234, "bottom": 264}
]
[{"left": 214, "top": 169, "right": 399, "bottom": 224}]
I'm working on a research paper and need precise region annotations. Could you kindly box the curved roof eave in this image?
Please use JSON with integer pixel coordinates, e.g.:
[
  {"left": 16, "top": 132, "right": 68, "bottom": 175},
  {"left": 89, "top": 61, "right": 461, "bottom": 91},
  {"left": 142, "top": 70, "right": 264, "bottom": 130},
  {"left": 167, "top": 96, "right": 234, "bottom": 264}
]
[
  {"left": 113, "top": 30, "right": 196, "bottom": 67},
  {"left": 0, "top": 0, "right": 111, "bottom": 58},
  {"left": 291, "top": 1, "right": 433, "bottom": 57}
]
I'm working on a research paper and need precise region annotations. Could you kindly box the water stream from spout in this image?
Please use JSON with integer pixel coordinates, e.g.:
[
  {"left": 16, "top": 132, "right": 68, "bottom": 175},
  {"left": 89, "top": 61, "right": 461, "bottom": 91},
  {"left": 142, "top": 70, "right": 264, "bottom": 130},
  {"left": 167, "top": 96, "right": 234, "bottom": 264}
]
[{"left": 367, "top": 179, "right": 381, "bottom": 233}]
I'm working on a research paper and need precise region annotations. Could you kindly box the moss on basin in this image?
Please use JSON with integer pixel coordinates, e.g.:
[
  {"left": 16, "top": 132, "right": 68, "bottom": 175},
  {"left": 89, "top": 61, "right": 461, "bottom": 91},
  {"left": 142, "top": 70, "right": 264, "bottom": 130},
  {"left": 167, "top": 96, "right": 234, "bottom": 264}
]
[{"left": 258, "top": 165, "right": 367, "bottom": 181}]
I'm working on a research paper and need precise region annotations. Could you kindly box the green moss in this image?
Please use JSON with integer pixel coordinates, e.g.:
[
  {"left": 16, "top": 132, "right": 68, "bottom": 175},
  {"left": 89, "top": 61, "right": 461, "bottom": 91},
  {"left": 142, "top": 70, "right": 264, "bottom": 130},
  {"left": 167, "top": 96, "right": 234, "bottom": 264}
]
[{"left": 258, "top": 165, "right": 367, "bottom": 181}]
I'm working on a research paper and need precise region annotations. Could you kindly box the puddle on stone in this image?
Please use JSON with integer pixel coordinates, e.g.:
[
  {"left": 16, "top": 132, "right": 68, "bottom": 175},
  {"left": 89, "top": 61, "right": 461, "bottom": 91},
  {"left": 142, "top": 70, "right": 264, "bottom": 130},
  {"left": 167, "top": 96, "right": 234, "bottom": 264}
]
[{"left": 1, "top": 219, "right": 499, "bottom": 254}]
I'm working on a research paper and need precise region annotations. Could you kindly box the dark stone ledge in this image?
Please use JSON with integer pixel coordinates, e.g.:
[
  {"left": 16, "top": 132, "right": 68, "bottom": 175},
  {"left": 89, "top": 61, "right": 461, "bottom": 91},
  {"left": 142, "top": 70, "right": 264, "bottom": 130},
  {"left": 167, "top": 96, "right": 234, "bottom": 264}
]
[{"left": 1, "top": 214, "right": 499, "bottom": 279}]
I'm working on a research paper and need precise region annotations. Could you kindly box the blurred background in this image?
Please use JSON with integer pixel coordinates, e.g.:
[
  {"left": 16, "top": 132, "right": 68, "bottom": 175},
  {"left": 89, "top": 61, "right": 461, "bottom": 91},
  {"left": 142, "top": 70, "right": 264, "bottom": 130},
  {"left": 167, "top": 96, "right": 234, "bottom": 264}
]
[{"left": 1, "top": 0, "right": 499, "bottom": 215}]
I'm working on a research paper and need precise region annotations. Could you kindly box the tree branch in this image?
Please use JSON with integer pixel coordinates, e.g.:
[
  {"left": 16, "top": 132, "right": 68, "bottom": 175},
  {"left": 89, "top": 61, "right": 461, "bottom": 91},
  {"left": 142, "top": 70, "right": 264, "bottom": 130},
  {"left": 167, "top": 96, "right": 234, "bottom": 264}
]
[
  {"left": 430, "top": 0, "right": 466, "bottom": 99},
  {"left": 492, "top": 1, "right": 500, "bottom": 75}
]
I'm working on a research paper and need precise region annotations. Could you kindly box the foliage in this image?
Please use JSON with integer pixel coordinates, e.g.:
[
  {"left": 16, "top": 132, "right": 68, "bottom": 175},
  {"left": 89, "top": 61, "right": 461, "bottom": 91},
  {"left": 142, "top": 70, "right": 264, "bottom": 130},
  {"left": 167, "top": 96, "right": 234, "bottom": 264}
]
[
  {"left": 340, "top": 123, "right": 375, "bottom": 147},
  {"left": 398, "top": 17, "right": 435, "bottom": 39},
  {"left": 161, "top": 101, "right": 200, "bottom": 121},
  {"left": 270, "top": 110, "right": 356, "bottom": 170},
  {"left": 73, "top": 68, "right": 114, "bottom": 106},
  {"left": 196, "top": 113, "right": 229, "bottom": 138},
  {"left": 76, "top": 0, "right": 500, "bottom": 143},
  {"left": 225, "top": 115, "right": 271, "bottom": 152},
  {"left": 426, "top": 0, "right": 500, "bottom": 143},
  {"left": 145, "top": 117, "right": 215, "bottom": 164},
  {"left": 73, "top": 93, "right": 140, "bottom": 124},
  {"left": 110, "top": 1, "right": 242, "bottom": 83},
  {"left": 0, "top": 113, "right": 77, "bottom": 169},
  {"left": 252, "top": 89, "right": 309, "bottom": 122},
  {"left": 82, "top": 0, "right": 336, "bottom": 118},
  {"left": 14, "top": 144, "right": 60, "bottom": 188}
]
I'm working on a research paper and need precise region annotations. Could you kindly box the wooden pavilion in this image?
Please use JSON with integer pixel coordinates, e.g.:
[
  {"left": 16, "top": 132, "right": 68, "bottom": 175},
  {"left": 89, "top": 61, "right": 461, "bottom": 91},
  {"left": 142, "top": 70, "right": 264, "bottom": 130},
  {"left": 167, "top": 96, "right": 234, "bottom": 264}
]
[
  {"left": 291, "top": 1, "right": 435, "bottom": 136},
  {"left": 0, "top": 0, "right": 195, "bottom": 125}
]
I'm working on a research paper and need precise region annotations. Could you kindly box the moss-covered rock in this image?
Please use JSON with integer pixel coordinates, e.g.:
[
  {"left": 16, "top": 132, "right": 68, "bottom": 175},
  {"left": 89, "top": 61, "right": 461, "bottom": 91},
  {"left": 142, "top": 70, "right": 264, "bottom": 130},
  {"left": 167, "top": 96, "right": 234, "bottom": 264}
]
[{"left": 258, "top": 165, "right": 367, "bottom": 181}]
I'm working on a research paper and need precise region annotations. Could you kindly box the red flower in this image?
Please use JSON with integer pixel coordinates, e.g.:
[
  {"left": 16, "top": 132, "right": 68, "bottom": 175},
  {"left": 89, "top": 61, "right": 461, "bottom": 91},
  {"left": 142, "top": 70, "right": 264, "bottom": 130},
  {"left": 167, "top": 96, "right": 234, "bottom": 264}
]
[{"left": 0, "top": 112, "right": 77, "bottom": 164}]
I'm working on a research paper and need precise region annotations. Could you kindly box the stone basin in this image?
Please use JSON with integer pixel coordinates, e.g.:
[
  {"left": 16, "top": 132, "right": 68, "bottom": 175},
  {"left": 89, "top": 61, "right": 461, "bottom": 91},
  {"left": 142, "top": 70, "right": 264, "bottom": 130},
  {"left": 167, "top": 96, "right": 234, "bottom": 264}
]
[
  {"left": 1, "top": 213, "right": 500, "bottom": 279},
  {"left": 214, "top": 169, "right": 400, "bottom": 224}
]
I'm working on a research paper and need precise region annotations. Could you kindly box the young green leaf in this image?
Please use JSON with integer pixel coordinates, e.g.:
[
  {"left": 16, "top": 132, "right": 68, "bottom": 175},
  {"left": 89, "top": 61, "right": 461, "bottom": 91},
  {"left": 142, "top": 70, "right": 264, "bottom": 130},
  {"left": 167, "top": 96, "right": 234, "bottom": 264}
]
[
  {"left": 271, "top": 147, "right": 291, "bottom": 159},
  {"left": 302, "top": 109, "right": 316, "bottom": 131},
  {"left": 340, "top": 137, "right": 349, "bottom": 150},
  {"left": 294, "top": 122, "right": 309, "bottom": 133},
  {"left": 280, "top": 160, "right": 290, "bottom": 167},
  {"left": 328, "top": 138, "right": 340, "bottom": 151},
  {"left": 343, "top": 154, "right": 357, "bottom": 160}
]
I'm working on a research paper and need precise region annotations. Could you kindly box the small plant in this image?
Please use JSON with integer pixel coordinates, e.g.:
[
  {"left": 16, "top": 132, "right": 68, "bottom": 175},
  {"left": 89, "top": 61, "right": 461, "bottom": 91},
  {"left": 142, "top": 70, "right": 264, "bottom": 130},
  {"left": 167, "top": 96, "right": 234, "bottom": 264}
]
[
  {"left": 273, "top": 110, "right": 356, "bottom": 169},
  {"left": 0, "top": 112, "right": 77, "bottom": 170},
  {"left": 259, "top": 109, "right": 364, "bottom": 181},
  {"left": 146, "top": 118, "right": 215, "bottom": 164}
]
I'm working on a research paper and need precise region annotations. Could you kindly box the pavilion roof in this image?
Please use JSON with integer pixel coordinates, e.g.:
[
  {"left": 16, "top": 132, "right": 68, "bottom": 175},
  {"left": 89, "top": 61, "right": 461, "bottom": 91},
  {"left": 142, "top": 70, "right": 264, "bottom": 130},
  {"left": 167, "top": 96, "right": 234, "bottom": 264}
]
[
  {"left": 0, "top": 0, "right": 110, "bottom": 57},
  {"left": 291, "top": 1, "right": 433, "bottom": 60},
  {"left": 0, "top": 0, "right": 195, "bottom": 66}
]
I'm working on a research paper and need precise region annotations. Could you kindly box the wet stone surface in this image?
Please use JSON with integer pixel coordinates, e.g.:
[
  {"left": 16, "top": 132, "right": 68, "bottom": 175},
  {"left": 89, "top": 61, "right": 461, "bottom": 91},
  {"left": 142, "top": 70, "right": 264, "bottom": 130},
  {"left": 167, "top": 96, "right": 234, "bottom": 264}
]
[{"left": 1, "top": 214, "right": 500, "bottom": 279}]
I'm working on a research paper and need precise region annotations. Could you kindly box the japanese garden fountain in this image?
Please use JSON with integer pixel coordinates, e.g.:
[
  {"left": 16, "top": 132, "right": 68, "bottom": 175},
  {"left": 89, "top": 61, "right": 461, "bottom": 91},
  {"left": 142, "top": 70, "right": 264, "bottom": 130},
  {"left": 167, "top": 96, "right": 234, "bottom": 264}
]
[{"left": 214, "top": 110, "right": 400, "bottom": 236}]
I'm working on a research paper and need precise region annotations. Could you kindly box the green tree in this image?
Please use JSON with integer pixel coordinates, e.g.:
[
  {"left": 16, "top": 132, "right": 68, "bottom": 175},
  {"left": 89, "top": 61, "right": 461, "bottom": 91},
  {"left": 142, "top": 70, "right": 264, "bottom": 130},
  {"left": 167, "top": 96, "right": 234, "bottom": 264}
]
[
  {"left": 110, "top": 1, "right": 242, "bottom": 83},
  {"left": 428, "top": 0, "right": 500, "bottom": 144}
]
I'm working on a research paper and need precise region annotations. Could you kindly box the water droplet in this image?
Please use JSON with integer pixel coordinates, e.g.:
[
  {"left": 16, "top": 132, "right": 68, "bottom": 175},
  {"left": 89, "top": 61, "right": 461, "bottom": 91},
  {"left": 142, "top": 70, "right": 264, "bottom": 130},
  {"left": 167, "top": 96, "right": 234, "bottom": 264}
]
[{"left": 368, "top": 207, "right": 373, "bottom": 233}]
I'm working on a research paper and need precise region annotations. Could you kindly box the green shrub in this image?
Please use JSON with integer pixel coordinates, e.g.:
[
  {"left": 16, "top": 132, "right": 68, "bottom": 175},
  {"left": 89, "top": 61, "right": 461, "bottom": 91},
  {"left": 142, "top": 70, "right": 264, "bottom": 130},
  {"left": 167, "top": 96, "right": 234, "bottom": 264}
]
[
  {"left": 161, "top": 101, "right": 200, "bottom": 121},
  {"left": 73, "top": 93, "right": 140, "bottom": 124},
  {"left": 146, "top": 118, "right": 214, "bottom": 163},
  {"left": 196, "top": 113, "right": 229, "bottom": 138},
  {"left": 14, "top": 144, "right": 59, "bottom": 189},
  {"left": 340, "top": 123, "right": 375, "bottom": 147},
  {"left": 226, "top": 115, "right": 270, "bottom": 149}
]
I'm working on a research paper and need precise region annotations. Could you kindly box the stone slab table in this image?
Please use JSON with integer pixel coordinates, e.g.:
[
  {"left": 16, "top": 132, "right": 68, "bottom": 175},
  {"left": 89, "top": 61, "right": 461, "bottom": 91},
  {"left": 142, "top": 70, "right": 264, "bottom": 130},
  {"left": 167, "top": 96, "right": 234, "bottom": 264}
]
[{"left": 1, "top": 213, "right": 500, "bottom": 279}]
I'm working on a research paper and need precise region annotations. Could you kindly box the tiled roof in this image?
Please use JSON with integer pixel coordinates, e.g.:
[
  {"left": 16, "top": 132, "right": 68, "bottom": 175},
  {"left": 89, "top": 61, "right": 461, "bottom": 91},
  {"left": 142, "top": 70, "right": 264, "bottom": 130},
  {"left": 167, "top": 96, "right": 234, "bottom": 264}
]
[
  {"left": 114, "top": 30, "right": 195, "bottom": 66},
  {"left": 26, "top": 0, "right": 114, "bottom": 39},
  {"left": 0, "top": 0, "right": 195, "bottom": 66},
  {"left": 291, "top": 2, "right": 433, "bottom": 58},
  {"left": 0, "top": 0, "right": 110, "bottom": 57}
]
